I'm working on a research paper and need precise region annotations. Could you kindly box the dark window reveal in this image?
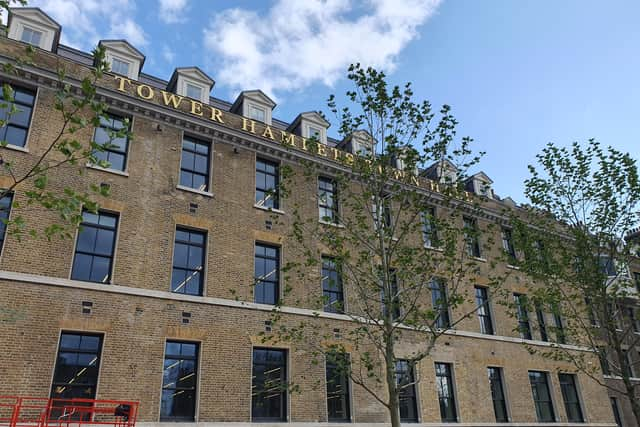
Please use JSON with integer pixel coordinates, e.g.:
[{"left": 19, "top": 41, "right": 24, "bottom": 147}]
[
  {"left": 475, "top": 286, "right": 494, "bottom": 335},
  {"left": 71, "top": 211, "right": 118, "bottom": 283},
  {"left": 422, "top": 207, "right": 439, "bottom": 248},
  {"left": 318, "top": 177, "right": 338, "bottom": 223},
  {"left": 501, "top": 228, "right": 516, "bottom": 262},
  {"left": 51, "top": 332, "right": 102, "bottom": 401},
  {"left": 535, "top": 304, "right": 548, "bottom": 342},
  {"left": 463, "top": 216, "right": 481, "bottom": 258},
  {"left": 435, "top": 362, "right": 457, "bottom": 422},
  {"left": 431, "top": 278, "right": 450, "bottom": 328},
  {"left": 0, "top": 194, "right": 12, "bottom": 253},
  {"left": 0, "top": 85, "right": 35, "bottom": 148},
  {"left": 161, "top": 341, "right": 199, "bottom": 421},
  {"left": 322, "top": 256, "right": 344, "bottom": 313},
  {"left": 326, "top": 353, "right": 351, "bottom": 422},
  {"left": 610, "top": 397, "right": 622, "bottom": 427},
  {"left": 514, "top": 293, "right": 532, "bottom": 340},
  {"left": 396, "top": 360, "right": 418, "bottom": 423},
  {"left": 559, "top": 373, "right": 584, "bottom": 423},
  {"left": 529, "top": 371, "right": 555, "bottom": 422},
  {"left": 93, "top": 113, "right": 129, "bottom": 171},
  {"left": 171, "top": 228, "right": 206, "bottom": 296},
  {"left": 255, "top": 158, "right": 280, "bottom": 209},
  {"left": 488, "top": 367, "right": 508, "bottom": 422},
  {"left": 254, "top": 243, "right": 280, "bottom": 305},
  {"left": 381, "top": 270, "right": 400, "bottom": 321},
  {"left": 179, "top": 137, "right": 211, "bottom": 192},
  {"left": 252, "top": 348, "right": 287, "bottom": 421}
]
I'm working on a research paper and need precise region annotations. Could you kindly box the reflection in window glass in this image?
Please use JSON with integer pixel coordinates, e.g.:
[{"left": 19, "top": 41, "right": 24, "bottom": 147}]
[
  {"left": 171, "top": 228, "right": 206, "bottom": 296},
  {"left": 161, "top": 341, "right": 199, "bottom": 421},
  {"left": 92, "top": 113, "right": 129, "bottom": 171},
  {"left": 322, "top": 256, "right": 344, "bottom": 313},
  {"left": 529, "top": 371, "right": 555, "bottom": 422},
  {"left": 435, "top": 362, "right": 457, "bottom": 422},
  {"left": 254, "top": 243, "right": 279, "bottom": 305},
  {"left": 255, "top": 158, "right": 279, "bottom": 209},
  {"left": 180, "top": 137, "right": 210, "bottom": 192},
  {"left": 326, "top": 353, "right": 350, "bottom": 421},
  {"left": 0, "top": 85, "right": 35, "bottom": 147},
  {"left": 21, "top": 27, "right": 42, "bottom": 46},
  {"left": 396, "top": 360, "right": 418, "bottom": 422},
  {"left": 71, "top": 210, "right": 118, "bottom": 283},
  {"left": 252, "top": 348, "right": 287, "bottom": 421},
  {"left": 0, "top": 194, "right": 12, "bottom": 253}
]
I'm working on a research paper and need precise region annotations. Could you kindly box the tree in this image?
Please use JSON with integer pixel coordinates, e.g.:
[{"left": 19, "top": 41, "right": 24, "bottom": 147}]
[
  {"left": 260, "top": 64, "right": 504, "bottom": 427},
  {"left": 1, "top": 6, "right": 130, "bottom": 240},
  {"left": 509, "top": 140, "right": 640, "bottom": 425}
]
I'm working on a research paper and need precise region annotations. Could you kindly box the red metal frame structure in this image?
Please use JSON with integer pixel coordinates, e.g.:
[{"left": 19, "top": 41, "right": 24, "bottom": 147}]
[{"left": 0, "top": 397, "right": 138, "bottom": 427}]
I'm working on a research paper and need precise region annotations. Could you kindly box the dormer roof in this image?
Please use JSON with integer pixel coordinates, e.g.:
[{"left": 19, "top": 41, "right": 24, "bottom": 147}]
[
  {"left": 7, "top": 7, "right": 61, "bottom": 52},
  {"left": 287, "top": 111, "right": 330, "bottom": 132},
  {"left": 229, "top": 89, "right": 276, "bottom": 114},
  {"left": 98, "top": 39, "right": 146, "bottom": 73},
  {"left": 167, "top": 66, "right": 215, "bottom": 92},
  {"left": 466, "top": 171, "right": 494, "bottom": 184}
]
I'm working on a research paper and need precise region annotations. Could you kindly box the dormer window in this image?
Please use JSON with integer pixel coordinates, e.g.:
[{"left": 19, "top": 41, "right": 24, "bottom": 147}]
[
  {"left": 110, "top": 57, "right": 130, "bottom": 76},
  {"left": 230, "top": 90, "right": 276, "bottom": 126},
  {"left": 288, "top": 112, "right": 330, "bottom": 145},
  {"left": 249, "top": 105, "right": 266, "bottom": 122},
  {"left": 167, "top": 67, "right": 215, "bottom": 104},
  {"left": 21, "top": 26, "right": 42, "bottom": 46},
  {"left": 186, "top": 83, "right": 203, "bottom": 100},
  {"left": 308, "top": 126, "right": 322, "bottom": 140}
]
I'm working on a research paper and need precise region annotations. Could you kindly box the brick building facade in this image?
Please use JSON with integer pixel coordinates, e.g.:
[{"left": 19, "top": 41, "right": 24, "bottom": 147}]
[{"left": 0, "top": 7, "right": 626, "bottom": 426}]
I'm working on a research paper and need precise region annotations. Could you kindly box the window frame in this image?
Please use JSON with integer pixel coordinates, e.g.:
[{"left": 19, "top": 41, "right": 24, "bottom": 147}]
[
  {"left": 318, "top": 176, "right": 339, "bottom": 224},
  {"left": 325, "top": 353, "right": 351, "bottom": 422},
  {"left": 0, "top": 193, "right": 13, "bottom": 255},
  {"left": 160, "top": 340, "right": 200, "bottom": 422},
  {"left": 514, "top": 293, "right": 532, "bottom": 340},
  {"left": 70, "top": 210, "right": 119, "bottom": 284},
  {"left": 501, "top": 227, "right": 517, "bottom": 263},
  {"left": 421, "top": 206, "right": 439, "bottom": 248},
  {"left": 248, "top": 104, "right": 267, "bottom": 123},
  {"left": 396, "top": 360, "right": 419, "bottom": 423},
  {"left": 435, "top": 362, "right": 458, "bottom": 423},
  {"left": 558, "top": 373, "right": 584, "bottom": 423},
  {"left": 50, "top": 331, "right": 103, "bottom": 402},
  {"left": 20, "top": 26, "right": 43, "bottom": 46},
  {"left": 255, "top": 157, "right": 281, "bottom": 210},
  {"left": 430, "top": 278, "right": 451, "bottom": 329},
  {"left": 178, "top": 135, "right": 212, "bottom": 194},
  {"left": 254, "top": 242, "right": 281, "bottom": 305},
  {"left": 91, "top": 112, "right": 131, "bottom": 173},
  {"left": 170, "top": 226, "right": 207, "bottom": 296},
  {"left": 488, "top": 366, "right": 509, "bottom": 422},
  {"left": 321, "top": 255, "right": 345, "bottom": 313},
  {"left": 381, "top": 269, "right": 401, "bottom": 321},
  {"left": 463, "top": 216, "right": 481, "bottom": 258},
  {"left": 110, "top": 57, "right": 131, "bottom": 76},
  {"left": 251, "top": 347, "right": 288, "bottom": 422},
  {"left": 535, "top": 304, "right": 549, "bottom": 342},
  {"left": 528, "top": 370, "right": 556, "bottom": 423},
  {"left": 0, "top": 83, "right": 36, "bottom": 149},
  {"left": 475, "top": 286, "right": 494, "bottom": 335}
]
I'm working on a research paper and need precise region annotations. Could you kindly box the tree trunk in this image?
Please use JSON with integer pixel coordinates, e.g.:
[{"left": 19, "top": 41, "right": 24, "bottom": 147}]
[
  {"left": 386, "top": 364, "right": 401, "bottom": 427},
  {"left": 621, "top": 376, "right": 640, "bottom": 427}
]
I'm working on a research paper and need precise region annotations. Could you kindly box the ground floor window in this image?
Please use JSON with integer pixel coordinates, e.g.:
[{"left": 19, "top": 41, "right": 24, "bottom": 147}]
[
  {"left": 488, "top": 367, "right": 508, "bottom": 422},
  {"left": 435, "top": 362, "right": 457, "bottom": 422},
  {"left": 161, "top": 341, "right": 199, "bottom": 421},
  {"left": 396, "top": 360, "right": 418, "bottom": 422},
  {"left": 528, "top": 371, "right": 555, "bottom": 422},
  {"left": 252, "top": 348, "right": 287, "bottom": 421},
  {"left": 558, "top": 373, "right": 583, "bottom": 423},
  {"left": 326, "top": 353, "right": 350, "bottom": 421}
]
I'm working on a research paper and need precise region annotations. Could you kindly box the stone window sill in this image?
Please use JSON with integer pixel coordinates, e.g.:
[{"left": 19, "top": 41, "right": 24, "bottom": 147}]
[
  {"left": 86, "top": 163, "right": 130, "bottom": 177},
  {"left": 2, "top": 144, "right": 29, "bottom": 153},
  {"left": 254, "top": 204, "right": 285, "bottom": 215},
  {"left": 176, "top": 185, "right": 214, "bottom": 198}
]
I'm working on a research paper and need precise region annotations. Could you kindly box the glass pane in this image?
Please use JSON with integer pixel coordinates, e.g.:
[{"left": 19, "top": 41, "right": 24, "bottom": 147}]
[
  {"left": 89, "top": 256, "right": 111, "bottom": 283},
  {"left": 181, "top": 151, "right": 195, "bottom": 170},
  {"left": 179, "top": 171, "right": 192, "bottom": 188},
  {"left": 5, "top": 126, "right": 27, "bottom": 147},
  {"left": 165, "top": 342, "right": 181, "bottom": 357},
  {"left": 71, "top": 253, "right": 93, "bottom": 281},
  {"left": 94, "top": 229, "right": 115, "bottom": 256},
  {"left": 173, "top": 243, "right": 189, "bottom": 268},
  {"left": 60, "top": 334, "right": 81, "bottom": 350},
  {"left": 171, "top": 269, "right": 187, "bottom": 293},
  {"left": 76, "top": 227, "right": 98, "bottom": 253},
  {"left": 185, "top": 272, "right": 201, "bottom": 295},
  {"left": 187, "top": 246, "right": 203, "bottom": 270},
  {"left": 194, "top": 154, "right": 208, "bottom": 173},
  {"left": 10, "top": 105, "right": 32, "bottom": 127},
  {"left": 192, "top": 174, "right": 207, "bottom": 192},
  {"left": 195, "top": 142, "right": 209, "bottom": 155},
  {"left": 80, "top": 335, "right": 101, "bottom": 351},
  {"left": 14, "top": 89, "right": 35, "bottom": 105}
]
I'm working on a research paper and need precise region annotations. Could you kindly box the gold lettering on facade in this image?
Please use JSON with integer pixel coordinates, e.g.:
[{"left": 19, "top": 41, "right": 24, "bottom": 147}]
[
  {"left": 343, "top": 153, "right": 355, "bottom": 166},
  {"left": 114, "top": 75, "right": 132, "bottom": 92},
  {"left": 190, "top": 100, "right": 203, "bottom": 116},
  {"left": 262, "top": 126, "right": 275, "bottom": 140},
  {"left": 136, "top": 84, "right": 154, "bottom": 100},
  {"left": 409, "top": 175, "right": 420, "bottom": 186},
  {"left": 210, "top": 108, "right": 224, "bottom": 124},
  {"left": 242, "top": 118, "right": 256, "bottom": 134},
  {"left": 161, "top": 91, "right": 184, "bottom": 109},
  {"left": 280, "top": 131, "right": 296, "bottom": 147},
  {"left": 300, "top": 137, "right": 308, "bottom": 151},
  {"left": 329, "top": 147, "right": 341, "bottom": 161},
  {"left": 317, "top": 144, "right": 327, "bottom": 157}
]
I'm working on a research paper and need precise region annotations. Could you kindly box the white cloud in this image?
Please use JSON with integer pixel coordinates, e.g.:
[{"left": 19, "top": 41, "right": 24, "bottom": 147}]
[
  {"left": 203, "top": 0, "right": 442, "bottom": 98},
  {"left": 29, "top": 0, "right": 148, "bottom": 49},
  {"left": 158, "top": 0, "right": 188, "bottom": 24},
  {"left": 162, "top": 45, "right": 175, "bottom": 63}
]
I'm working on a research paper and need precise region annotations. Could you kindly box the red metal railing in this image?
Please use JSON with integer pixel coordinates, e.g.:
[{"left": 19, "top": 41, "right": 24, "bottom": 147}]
[{"left": 0, "top": 397, "right": 138, "bottom": 427}]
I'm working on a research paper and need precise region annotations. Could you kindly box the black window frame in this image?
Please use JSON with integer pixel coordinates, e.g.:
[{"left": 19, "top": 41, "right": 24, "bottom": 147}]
[
  {"left": 501, "top": 227, "right": 516, "bottom": 262},
  {"left": 254, "top": 242, "right": 280, "bottom": 305},
  {"left": 381, "top": 269, "right": 401, "bottom": 321},
  {"left": 252, "top": 347, "right": 287, "bottom": 422},
  {"left": 535, "top": 304, "right": 548, "bottom": 342},
  {"left": 71, "top": 210, "right": 118, "bottom": 284},
  {"left": 322, "top": 256, "right": 344, "bottom": 313},
  {"left": 558, "top": 373, "right": 584, "bottom": 423},
  {"left": 553, "top": 308, "right": 566, "bottom": 344},
  {"left": 475, "top": 286, "right": 494, "bottom": 335},
  {"left": 0, "top": 193, "right": 12, "bottom": 254},
  {"left": 171, "top": 227, "right": 206, "bottom": 296},
  {"left": 528, "top": 370, "right": 556, "bottom": 423},
  {"left": 161, "top": 340, "right": 199, "bottom": 422},
  {"left": 92, "top": 112, "right": 130, "bottom": 172},
  {"left": 50, "top": 332, "right": 103, "bottom": 402},
  {"left": 435, "top": 362, "right": 457, "bottom": 422},
  {"left": 514, "top": 293, "right": 532, "bottom": 340},
  {"left": 372, "top": 195, "right": 392, "bottom": 232},
  {"left": 610, "top": 397, "right": 622, "bottom": 427},
  {"left": 430, "top": 278, "right": 450, "bottom": 329},
  {"left": 318, "top": 176, "right": 339, "bottom": 224},
  {"left": 421, "top": 206, "right": 439, "bottom": 248},
  {"left": 179, "top": 136, "right": 211, "bottom": 192},
  {"left": 326, "top": 353, "right": 351, "bottom": 422},
  {"left": 463, "top": 216, "right": 481, "bottom": 258},
  {"left": 396, "top": 360, "right": 418, "bottom": 423},
  {"left": 488, "top": 367, "right": 509, "bottom": 422},
  {"left": 0, "top": 84, "right": 36, "bottom": 148},
  {"left": 255, "top": 157, "right": 280, "bottom": 209}
]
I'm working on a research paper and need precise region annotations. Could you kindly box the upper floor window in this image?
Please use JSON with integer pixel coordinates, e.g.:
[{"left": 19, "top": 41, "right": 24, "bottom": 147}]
[
  {"left": 372, "top": 196, "right": 392, "bottom": 232},
  {"left": 475, "top": 286, "right": 494, "bottom": 335},
  {"left": 528, "top": 371, "right": 555, "bottom": 422},
  {"left": 535, "top": 304, "right": 549, "bottom": 342},
  {"left": 93, "top": 113, "right": 129, "bottom": 171},
  {"left": 110, "top": 57, "right": 130, "bottom": 76},
  {"left": 552, "top": 308, "right": 566, "bottom": 344},
  {"left": 431, "top": 278, "right": 450, "bottom": 328},
  {"left": 463, "top": 216, "right": 481, "bottom": 258},
  {"left": 249, "top": 105, "right": 266, "bottom": 122},
  {"left": 558, "top": 373, "right": 584, "bottom": 423},
  {"left": 318, "top": 177, "right": 338, "bottom": 223},
  {"left": 21, "top": 27, "right": 42, "bottom": 46},
  {"left": 179, "top": 137, "right": 210, "bottom": 192},
  {"left": 1, "top": 85, "right": 36, "bottom": 148},
  {"left": 435, "top": 362, "right": 457, "bottom": 422},
  {"left": 381, "top": 269, "right": 400, "bottom": 321},
  {"left": 326, "top": 353, "right": 351, "bottom": 422},
  {"left": 610, "top": 397, "right": 622, "bottom": 427},
  {"left": 322, "top": 256, "right": 344, "bottom": 313},
  {"left": 501, "top": 227, "right": 516, "bottom": 262},
  {"left": 254, "top": 243, "right": 280, "bottom": 305},
  {"left": 252, "top": 348, "right": 287, "bottom": 421},
  {"left": 71, "top": 210, "right": 118, "bottom": 284},
  {"left": 171, "top": 227, "right": 206, "bottom": 296},
  {"left": 396, "top": 360, "right": 418, "bottom": 423},
  {"left": 161, "top": 341, "right": 199, "bottom": 421},
  {"left": 186, "top": 83, "right": 203, "bottom": 100},
  {"left": 255, "top": 158, "right": 279, "bottom": 209},
  {"left": 51, "top": 332, "right": 102, "bottom": 401},
  {"left": 514, "top": 293, "right": 532, "bottom": 340},
  {"left": 421, "top": 207, "right": 439, "bottom": 248},
  {"left": 308, "top": 126, "right": 322, "bottom": 139},
  {"left": 0, "top": 194, "right": 12, "bottom": 254}
]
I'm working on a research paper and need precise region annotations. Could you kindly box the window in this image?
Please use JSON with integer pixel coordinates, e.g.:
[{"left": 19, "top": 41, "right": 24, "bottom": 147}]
[
  {"left": 431, "top": 278, "right": 450, "bottom": 329},
  {"left": 255, "top": 158, "right": 280, "bottom": 209},
  {"left": 71, "top": 210, "right": 118, "bottom": 283},
  {"left": 396, "top": 360, "right": 418, "bottom": 423},
  {"left": 322, "top": 256, "right": 344, "bottom": 313},
  {"left": 501, "top": 228, "right": 516, "bottom": 262},
  {"left": 326, "top": 353, "right": 350, "bottom": 422},
  {"left": 179, "top": 137, "right": 210, "bottom": 192},
  {"left": 514, "top": 293, "right": 532, "bottom": 340},
  {"left": 92, "top": 113, "right": 129, "bottom": 171},
  {"left": 318, "top": 177, "right": 338, "bottom": 223},
  {"left": 0, "top": 85, "right": 35, "bottom": 147},
  {"left": 0, "top": 194, "right": 12, "bottom": 253},
  {"left": 610, "top": 397, "right": 622, "bottom": 427},
  {"left": 252, "top": 348, "right": 287, "bottom": 421},
  {"left": 634, "top": 272, "right": 640, "bottom": 293},
  {"left": 558, "top": 373, "right": 583, "bottom": 423},
  {"left": 463, "top": 216, "right": 481, "bottom": 258},
  {"left": 624, "top": 307, "right": 640, "bottom": 333},
  {"left": 20, "top": 27, "right": 42, "bottom": 46},
  {"left": 249, "top": 105, "right": 266, "bottom": 122},
  {"left": 599, "top": 256, "right": 617, "bottom": 277},
  {"left": 254, "top": 243, "right": 280, "bottom": 305},
  {"left": 421, "top": 207, "right": 439, "bottom": 248},
  {"left": 381, "top": 269, "right": 400, "bottom": 321},
  {"left": 51, "top": 332, "right": 102, "bottom": 402},
  {"left": 186, "top": 83, "right": 202, "bottom": 100},
  {"left": 372, "top": 196, "right": 392, "bottom": 232},
  {"left": 553, "top": 309, "right": 566, "bottom": 344},
  {"left": 623, "top": 350, "right": 635, "bottom": 378},
  {"left": 161, "top": 341, "right": 198, "bottom": 421},
  {"left": 475, "top": 286, "right": 494, "bottom": 335},
  {"left": 308, "top": 126, "right": 322, "bottom": 139},
  {"left": 110, "top": 57, "right": 130, "bottom": 76},
  {"left": 171, "top": 228, "right": 206, "bottom": 296},
  {"left": 598, "top": 347, "right": 610, "bottom": 376},
  {"left": 528, "top": 371, "right": 555, "bottom": 422},
  {"left": 535, "top": 304, "right": 548, "bottom": 342},
  {"left": 488, "top": 367, "right": 508, "bottom": 422},
  {"left": 435, "top": 362, "right": 457, "bottom": 422}
]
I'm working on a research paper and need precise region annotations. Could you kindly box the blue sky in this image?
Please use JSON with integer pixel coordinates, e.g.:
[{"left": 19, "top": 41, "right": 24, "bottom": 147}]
[{"left": 21, "top": 0, "right": 640, "bottom": 202}]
